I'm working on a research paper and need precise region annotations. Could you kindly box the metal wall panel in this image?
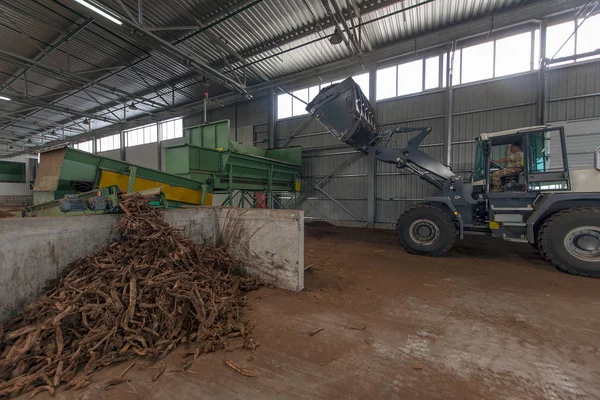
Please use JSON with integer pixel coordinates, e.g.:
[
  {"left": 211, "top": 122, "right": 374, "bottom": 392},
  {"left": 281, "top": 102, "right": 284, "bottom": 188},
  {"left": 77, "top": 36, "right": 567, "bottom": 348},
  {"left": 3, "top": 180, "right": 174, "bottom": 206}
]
[
  {"left": 97, "top": 149, "right": 121, "bottom": 161},
  {"left": 451, "top": 73, "right": 538, "bottom": 174},
  {"left": 375, "top": 94, "right": 447, "bottom": 223},
  {"left": 277, "top": 112, "right": 369, "bottom": 222},
  {"left": 126, "top": 143, "right": 159, "bottom": 170},
  {"left": 204, "top": 61, "right": 600, "bottom": 224},
  {"left": 548, "top": 118, "right": 600, "bottom": 170},
  {"left": 546, "top": 62, "right": 600, "bottom": 122}
]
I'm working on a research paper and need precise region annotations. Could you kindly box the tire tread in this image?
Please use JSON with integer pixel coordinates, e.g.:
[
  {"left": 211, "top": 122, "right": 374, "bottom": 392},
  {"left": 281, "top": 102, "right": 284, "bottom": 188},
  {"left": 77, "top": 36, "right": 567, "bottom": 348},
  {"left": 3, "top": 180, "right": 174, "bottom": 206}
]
[
  {"left": 538, "top": 206, "right": 600, "bottom": 278},
  {"left": 396, "top": 204, "right": 456, "bottom": 257}
]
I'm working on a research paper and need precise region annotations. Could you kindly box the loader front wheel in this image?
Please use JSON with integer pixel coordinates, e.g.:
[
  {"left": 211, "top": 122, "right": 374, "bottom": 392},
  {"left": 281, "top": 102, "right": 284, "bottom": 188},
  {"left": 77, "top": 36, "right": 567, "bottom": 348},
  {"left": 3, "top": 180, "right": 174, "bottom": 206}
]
[{"left": 396, "top": 204, "right": 456, "bottom": 257}]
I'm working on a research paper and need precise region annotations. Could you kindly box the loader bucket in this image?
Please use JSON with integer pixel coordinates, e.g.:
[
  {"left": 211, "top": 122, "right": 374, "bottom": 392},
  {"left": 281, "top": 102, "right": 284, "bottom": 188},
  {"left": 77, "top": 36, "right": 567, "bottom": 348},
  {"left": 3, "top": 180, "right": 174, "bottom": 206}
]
[{"left": 306, "top": 77, "right": 378, "bottom": 148}]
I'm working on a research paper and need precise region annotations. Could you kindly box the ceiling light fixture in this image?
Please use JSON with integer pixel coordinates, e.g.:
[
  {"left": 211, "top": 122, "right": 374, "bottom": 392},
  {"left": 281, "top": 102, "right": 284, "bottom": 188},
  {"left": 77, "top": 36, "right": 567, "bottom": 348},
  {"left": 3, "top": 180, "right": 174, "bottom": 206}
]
[
  {"left": 329, "top": 28, "right": 343, "bottom": 45},
  {"left": 9, "top": 145, "right": 13, "bottom": 149},
  {"left": 128, "top": 102, "right": 138, "bottom": 111},
  {"left": 83, "top": 118, "right": 90, "bottom": 125},
  {"left": 74, "top": 0, "right": 122, "bottom": 25},
  {"left": 26, "top": 138, "right": 32, "bottom": 144},
  {"left": 0, "top": 95, "right": 10, "bottom": 101}
]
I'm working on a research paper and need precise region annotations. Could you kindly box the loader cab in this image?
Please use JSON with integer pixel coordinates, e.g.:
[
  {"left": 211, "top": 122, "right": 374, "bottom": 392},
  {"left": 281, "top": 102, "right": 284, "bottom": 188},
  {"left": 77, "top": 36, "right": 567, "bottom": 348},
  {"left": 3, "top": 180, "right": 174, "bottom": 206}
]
[{"left": 472, "top": 126, "right": 570, "bottom": 195}]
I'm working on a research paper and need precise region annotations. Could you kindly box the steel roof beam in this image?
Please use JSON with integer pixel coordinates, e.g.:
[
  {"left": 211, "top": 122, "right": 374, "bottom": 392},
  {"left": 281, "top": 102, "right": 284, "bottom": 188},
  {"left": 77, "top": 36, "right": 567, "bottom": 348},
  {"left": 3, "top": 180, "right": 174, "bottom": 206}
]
[
  {"left": 91, "top": 1, "right": 250, "bottom": 96},
  {"left": 172, "top": 0, "right": 264, "bottom": 45},
  {"left": 0, "top": 50, "right": 166, "bottom": 108},
  {"left": 220, "top": 0, "right": 400, "bottom": 65},
  {"left": 0, "top": 17, "right": 94, "bottom": 94}
]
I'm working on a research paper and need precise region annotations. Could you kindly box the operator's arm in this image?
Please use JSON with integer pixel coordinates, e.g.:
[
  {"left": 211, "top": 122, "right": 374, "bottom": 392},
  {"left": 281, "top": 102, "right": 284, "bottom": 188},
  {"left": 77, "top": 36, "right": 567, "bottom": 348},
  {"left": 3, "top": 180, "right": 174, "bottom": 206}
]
[{"left": 492, "top": 157, "right": 509, "bottom": 163}]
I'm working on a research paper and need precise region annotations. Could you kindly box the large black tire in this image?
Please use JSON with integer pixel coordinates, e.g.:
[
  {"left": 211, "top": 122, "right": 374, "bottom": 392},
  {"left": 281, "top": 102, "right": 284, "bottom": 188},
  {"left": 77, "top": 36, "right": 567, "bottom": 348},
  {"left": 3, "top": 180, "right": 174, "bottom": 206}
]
[
  {"left": 396, "top": 204, "right": 456, "bottom": 256},
  {"left": 538, "top": 207, "right": 600, "bottom": 278}
]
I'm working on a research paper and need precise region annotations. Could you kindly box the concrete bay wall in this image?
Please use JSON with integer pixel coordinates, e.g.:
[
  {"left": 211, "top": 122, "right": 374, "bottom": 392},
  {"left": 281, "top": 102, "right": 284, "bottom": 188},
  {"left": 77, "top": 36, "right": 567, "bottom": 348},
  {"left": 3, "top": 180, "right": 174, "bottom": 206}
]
[{"left": 0, "top": 207, "right": 304, "bottom": 322}]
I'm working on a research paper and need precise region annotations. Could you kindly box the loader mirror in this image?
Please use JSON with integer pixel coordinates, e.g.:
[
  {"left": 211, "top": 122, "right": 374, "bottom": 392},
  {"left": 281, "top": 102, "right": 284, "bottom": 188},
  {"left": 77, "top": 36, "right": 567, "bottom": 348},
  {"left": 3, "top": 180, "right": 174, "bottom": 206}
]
[{"left": 596, "top": 147, "right": 600, "bottom": 171}]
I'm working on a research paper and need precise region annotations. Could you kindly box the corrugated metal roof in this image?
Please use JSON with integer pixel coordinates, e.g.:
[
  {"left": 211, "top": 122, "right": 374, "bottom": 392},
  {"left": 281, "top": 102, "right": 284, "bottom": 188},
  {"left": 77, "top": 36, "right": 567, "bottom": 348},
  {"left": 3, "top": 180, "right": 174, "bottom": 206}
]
[{"left": 0, "top": 0, "right": 532, "bottom": 153}]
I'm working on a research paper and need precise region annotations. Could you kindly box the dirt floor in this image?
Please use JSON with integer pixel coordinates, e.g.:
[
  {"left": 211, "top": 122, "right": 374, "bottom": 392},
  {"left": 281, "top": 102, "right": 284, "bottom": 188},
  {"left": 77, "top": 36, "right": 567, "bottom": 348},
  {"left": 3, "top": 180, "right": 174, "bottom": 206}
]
[
  {"left": 0, "top": 206, "right": 22, "bottom": 218},
  {"left": 24, "top": 223, "right": 600, "bottom": 399}
]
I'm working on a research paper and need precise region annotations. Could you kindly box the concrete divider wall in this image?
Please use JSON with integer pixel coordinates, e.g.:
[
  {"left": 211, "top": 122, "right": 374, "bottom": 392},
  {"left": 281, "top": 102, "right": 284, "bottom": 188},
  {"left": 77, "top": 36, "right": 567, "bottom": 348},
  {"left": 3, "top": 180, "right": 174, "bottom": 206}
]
[{"left": 0, "top": 207, "right": 304, "bottom": 323}]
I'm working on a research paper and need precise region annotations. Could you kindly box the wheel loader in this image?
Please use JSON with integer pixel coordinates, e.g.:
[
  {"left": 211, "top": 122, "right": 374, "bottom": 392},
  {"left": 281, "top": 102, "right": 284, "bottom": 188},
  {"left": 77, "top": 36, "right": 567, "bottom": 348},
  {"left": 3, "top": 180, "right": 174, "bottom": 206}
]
[{"left": 306, "top": 78, "right": 600, "bottom": 277}]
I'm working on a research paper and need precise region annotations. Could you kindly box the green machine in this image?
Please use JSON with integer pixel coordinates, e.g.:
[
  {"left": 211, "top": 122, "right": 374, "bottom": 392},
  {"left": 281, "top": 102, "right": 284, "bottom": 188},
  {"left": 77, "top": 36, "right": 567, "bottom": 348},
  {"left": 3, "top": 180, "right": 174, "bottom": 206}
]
[
  {"left": 164, "top": 120, "right": 302, "bottom": 209},
  {"left": 21, "top": 119, "right": 301, "bottom": 217}
]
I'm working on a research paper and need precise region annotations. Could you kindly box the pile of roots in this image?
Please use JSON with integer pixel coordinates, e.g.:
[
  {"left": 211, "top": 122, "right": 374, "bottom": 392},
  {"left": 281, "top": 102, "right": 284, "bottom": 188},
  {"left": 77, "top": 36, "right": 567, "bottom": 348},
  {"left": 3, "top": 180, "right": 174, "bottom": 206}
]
[{"left": 0, "top": 195, "right": 260, "bottom": 397}]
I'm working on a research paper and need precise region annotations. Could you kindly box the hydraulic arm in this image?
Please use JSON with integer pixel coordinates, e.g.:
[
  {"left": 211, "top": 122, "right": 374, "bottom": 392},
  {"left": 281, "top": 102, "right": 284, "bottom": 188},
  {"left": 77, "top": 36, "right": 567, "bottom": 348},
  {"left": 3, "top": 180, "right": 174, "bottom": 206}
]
[{"left": 306, "top": 78, "right": 456, "bottom": 190}]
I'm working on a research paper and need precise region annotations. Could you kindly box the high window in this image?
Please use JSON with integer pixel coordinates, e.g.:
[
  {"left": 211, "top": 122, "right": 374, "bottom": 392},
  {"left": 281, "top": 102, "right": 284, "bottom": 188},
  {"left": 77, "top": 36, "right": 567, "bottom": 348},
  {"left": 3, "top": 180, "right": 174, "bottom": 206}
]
[
  {"left": 96, "top": 133, "right": 120, "bottom": 152},
  {"left": 277, "top": 73, "right": 369, "bottom": 119},
  {"left": 125, "top": 123, "right": 157, "bottom": 147}
]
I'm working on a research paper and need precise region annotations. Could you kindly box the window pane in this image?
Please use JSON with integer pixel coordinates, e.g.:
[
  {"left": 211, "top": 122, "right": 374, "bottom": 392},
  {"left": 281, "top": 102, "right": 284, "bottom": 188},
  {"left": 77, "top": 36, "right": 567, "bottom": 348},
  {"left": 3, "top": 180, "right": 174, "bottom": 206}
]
[
  {"left": 353, "top": 72, "right": 370, "bottom": 98},
  {"left": 546, "top": 20, "right": 575, "bottom": 64},
  {"left": 125, "top": 124, "right": 157, "bottom": 147},
  {"left": 397, "top": 60, "right": 423, "bottom": 96},
  {"left": 442, "top": 51, "right": 461, "bottom": 87},
  {"left": 292, "top": 88, "right": 309, "bottom": 116},
  {"left": 462, "top": 41, "right": 494, "bottom": 83},
  {"left": 376, "top": 66, "right": 396, "bottom": 100},
  {"left": 577, "top": 14, "right": 600, "bottom": 59},
  {"left": 277, "top": 94, "right": 292, "bottom": 119},
  {"left": 308, "top": 85, "right": 320, "bottom": 103},
  {"left": 534, "top": 29, "right": 540, "bottom": 70},
  {"left": 495, "top": 32, "right": 531, "bottom": 77},
  {"left": 174, "top": 119, "right": 182, "bottom": 138},
  {"left": 167, "top": 122, "right": 174, "bottom": 140},
  {"left": 149, "top": 125, "right": 157, "bottom": 143},
  {"left": 424, "top": 56, "right": 440, "bottom": 90},
  {"left": 76, "top": 140, "right": 93, "bottom": 153}
]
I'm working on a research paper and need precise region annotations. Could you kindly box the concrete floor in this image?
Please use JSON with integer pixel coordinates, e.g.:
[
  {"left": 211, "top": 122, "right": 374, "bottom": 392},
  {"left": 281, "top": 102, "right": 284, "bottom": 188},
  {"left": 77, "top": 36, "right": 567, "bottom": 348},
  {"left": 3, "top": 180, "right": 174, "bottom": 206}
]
[{"left": 27, "top": 223, "right": 600, "bottom": 399}]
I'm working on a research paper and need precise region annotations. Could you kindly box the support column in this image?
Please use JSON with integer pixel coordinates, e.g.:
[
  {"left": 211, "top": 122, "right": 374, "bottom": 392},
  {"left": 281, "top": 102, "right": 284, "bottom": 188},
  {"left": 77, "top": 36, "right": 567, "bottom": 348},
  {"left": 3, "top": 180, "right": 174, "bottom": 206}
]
[
  {"left": 157, "top": 123, "right": 162, "bottom": 170},
  {"left": 268, "top": 89, "right": 276, "bottom": 149},
  {"left": 121, "top": 104, "right": 127, "bottom": 161},
  {"left": 366, "top": 66, "right": 377, "bottom": 228},
  {"left": 444, "top": 45, "right": 454, "bottom": 167},
  {"left": 537, "top": 20, "right": 547, "bottom": 125}
]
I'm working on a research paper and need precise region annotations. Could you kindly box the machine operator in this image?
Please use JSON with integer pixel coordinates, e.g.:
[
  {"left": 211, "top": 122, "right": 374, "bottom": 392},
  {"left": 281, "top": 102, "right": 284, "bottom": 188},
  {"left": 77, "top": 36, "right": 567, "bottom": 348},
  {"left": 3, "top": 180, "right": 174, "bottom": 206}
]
[{"left": 491, "top": 143, "right": 524, "bottom": 192}]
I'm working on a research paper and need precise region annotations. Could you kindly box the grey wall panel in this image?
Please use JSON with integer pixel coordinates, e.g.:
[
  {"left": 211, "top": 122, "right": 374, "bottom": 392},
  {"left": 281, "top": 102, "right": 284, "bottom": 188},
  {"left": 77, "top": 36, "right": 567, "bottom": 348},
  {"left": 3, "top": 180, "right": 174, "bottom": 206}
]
[
  {"left": 547, "top": 62, "right": 600, "bottom": 122},
  {"left": 302, "top": 152, "right": 367, "bottom": 176},
  {"left": 453, "top": 73, "right": 537, "bottom": 114},
  {"left": 376, "top": 174, "right": 440, "bottom": 199},
  {"left": 376, "top": 199, "right": 422, "bottom": 224},
  {"left": 97, "top": 149, "right": 121, "bottom": 160},
  {"left": 452, "top": 105, "right": 537, "bottom": 142},
  {"left": 277, "top": 117, "right": 324, "bottom": 144},
  {"left": 284, "top": 132, "right": 344, "bottom": 149},
  {"left": 267, "top": 62, "right": 599, "bottom": 225},
  {"left": 301, "top": 199, "right": 367, "bottom": 222},
  {"left": 548, "top": 118, "right": 600, "bottom": 170},
  {"left": 451, "top": 142, "right": 477, "bottom": 173},
  {"left": 314, "top": 176, "right": 368, "bottom": 199},
  {"left": 126, "top": 143, "right": 159, "bottom": 170},
  {"left": 377, "top": 91, "right": 446, "bottom": 124}
]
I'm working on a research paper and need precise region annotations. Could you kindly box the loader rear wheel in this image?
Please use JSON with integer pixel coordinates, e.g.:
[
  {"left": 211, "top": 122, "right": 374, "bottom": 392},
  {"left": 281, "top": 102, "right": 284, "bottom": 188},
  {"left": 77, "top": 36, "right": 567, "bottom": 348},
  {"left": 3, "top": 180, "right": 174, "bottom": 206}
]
[
  {"left": 538, "top": 207, "right": 600, "bottom": 278},
  {"left": 396, "top": 204, "right": 456, "bottom": 256}
]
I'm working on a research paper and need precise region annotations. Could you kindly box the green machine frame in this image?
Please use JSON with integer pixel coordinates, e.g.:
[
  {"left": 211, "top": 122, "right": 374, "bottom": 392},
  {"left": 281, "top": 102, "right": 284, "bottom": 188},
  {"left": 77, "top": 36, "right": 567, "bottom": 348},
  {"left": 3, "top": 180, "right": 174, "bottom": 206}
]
[{"left": 164, "top": 120, "right": 302, "bottom": 209}]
